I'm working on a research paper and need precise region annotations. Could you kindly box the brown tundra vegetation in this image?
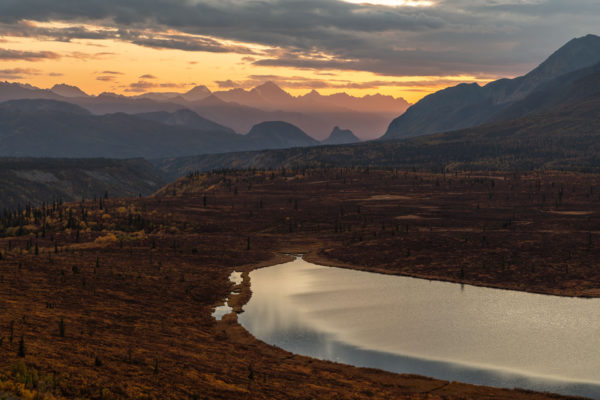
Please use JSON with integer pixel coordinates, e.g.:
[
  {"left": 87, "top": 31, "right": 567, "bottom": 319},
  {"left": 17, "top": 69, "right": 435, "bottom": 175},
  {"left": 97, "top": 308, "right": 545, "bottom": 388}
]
[{"left": 0, "top": 168, "right": 598, "bottom": 399}]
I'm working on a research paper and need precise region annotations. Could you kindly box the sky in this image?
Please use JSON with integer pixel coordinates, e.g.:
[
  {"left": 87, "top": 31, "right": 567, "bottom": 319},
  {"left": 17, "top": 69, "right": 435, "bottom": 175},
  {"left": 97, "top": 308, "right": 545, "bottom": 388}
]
[{"left": 0, "top": 0, "right": 598, "bottom": 103}]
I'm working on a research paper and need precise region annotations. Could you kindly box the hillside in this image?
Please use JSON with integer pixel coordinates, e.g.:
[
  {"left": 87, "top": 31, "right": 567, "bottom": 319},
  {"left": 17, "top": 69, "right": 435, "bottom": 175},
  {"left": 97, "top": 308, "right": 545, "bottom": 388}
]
[
  {"left": 246, "top": 121, "right": 319, "bottom": 149},
  {"left": 383, "top": 34, "right": 600, "bottom": 140},
  {"left": 135, "top": 109, "right": 236, "bottom": 134},
  {"left": 322, "top": 127, "right": 360, "bottom": 145},
  {"left": 491, "top": 61, "right": 600, "bottom": 121},
  {"left": 0, "top": 81, "right": 407, "bottom": 140},
  {"left": 184, "top": 94, "right": 397, "bottom": 140},
  {"left": 0, "top": 100, "right": 334, "bottom": 158},
  {"left": 0, "top": 99, "right": 248, "bottom": 158},
  {"left": 0, "top": 158, "right": 167, "bottom": 209},
  {"left": 156, "top": 97, "right": 600, "bottom": 177}
]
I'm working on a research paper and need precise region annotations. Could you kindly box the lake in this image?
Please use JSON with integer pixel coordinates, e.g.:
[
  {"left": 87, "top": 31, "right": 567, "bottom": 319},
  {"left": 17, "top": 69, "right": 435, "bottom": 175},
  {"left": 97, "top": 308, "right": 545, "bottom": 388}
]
[{"left": 238, "top": 257, "right": 600, "bottom": 398}]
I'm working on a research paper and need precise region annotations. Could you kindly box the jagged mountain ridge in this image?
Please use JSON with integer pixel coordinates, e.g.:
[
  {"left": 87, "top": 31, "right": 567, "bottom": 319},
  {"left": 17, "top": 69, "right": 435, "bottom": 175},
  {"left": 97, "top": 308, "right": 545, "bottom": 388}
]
[
  {"left": 0, "top": 100, "right": 326, "bottom": 158},
  {"left": 383, "top": 34, "right": 600, "bottom": 140},
  {"left": 135, "top": 109, "right": 235, "bottom": 134},
  {"left": 322, "top": 127, "right": 360, "bottom": 145},
  {"left": 156, "top": 94, "right": 600, "bottom": 178},
  {"left": 51, "top": 84, "right": 89, "bottom": 98},
  {"left": 0, "top": 80, "right": 408, "bottom": 140}
]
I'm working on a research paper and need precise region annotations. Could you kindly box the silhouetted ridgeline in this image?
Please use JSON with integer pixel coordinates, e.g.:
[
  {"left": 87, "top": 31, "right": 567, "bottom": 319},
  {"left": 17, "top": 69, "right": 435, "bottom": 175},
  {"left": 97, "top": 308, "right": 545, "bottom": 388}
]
[
  {"left": 383, "top": 34, "right": 600, "bottom": 139},
  {"left": 156, "top": 97, "right": 600, "bottom": 178},
  {"left": 0, "top": 100, "right": 327, "bottom": 158},
  {"left": 0, "top": 158, "right": 167, "bottom": 210}
]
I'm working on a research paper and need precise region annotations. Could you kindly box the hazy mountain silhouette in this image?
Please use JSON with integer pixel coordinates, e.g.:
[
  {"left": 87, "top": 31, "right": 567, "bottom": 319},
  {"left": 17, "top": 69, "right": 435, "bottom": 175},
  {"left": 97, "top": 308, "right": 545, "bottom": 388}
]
[
  {"left": 185, "top": 96, "right": 399, "bottom": 140},
  {"left": 51, "top": 84, "right": 89, "bottom": 98},
  {"left": 0, "top": 80, "right": 406, "bottom": 140},
  {"left": 183, "top": 85, "right": 212, "bottom": 101},
  {"left": 297, "top": 90, "right": 409, "bottom": 113},
  {"left": 214, "top": 81, "right": 409, "bottom": 114},
  {"left": 135, "top": 109, "right": 235, "bottom": 134},
  {"left": 246, "top": 121, "right": 319, "bottom": 149},
  {"left": 159, "top": 94, "right": 600, "bottom": 176},
  {"left": 0, "top": 100, "right": 330, "bottom": 158},
  {"left": 322, "top": 127, "right": 360, "bottom": 145},
  {"left": 0, "top": 81, "right": 60, "bottom": 102},
  {"left": 133, "top": 85, "right": 211, "bottom": 102},
  {"left": 208, "top": 82, "right": 408, "bottom": 139},
  {"left": 0, "top": 99, "right": 248, "bottom": 158},
  {"left": 76, "top": 92, "right": 185, "bottom": 115},
  {"left": 383, "top": 34, "right": 600, "bottom": 140}
]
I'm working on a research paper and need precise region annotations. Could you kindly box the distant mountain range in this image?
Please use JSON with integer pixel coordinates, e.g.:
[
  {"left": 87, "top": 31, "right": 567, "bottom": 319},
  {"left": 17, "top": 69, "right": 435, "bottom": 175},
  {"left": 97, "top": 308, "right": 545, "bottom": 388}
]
[
  {"left": 0, "top": 80, "right": 409, "bottom": 140},
  {"left": 383, "top": 34, "right": 600, "bottom": 140},
  {"left": 212, "top": 81, "right": 409, "bottom": 114},
  {"left": 157, "top": 95, "right": 600, "bottom": 177},
  {"left": 0, "top": 99, "right": 245, "bottom": 158},
  {"left": 0, "top": 99, "right": 353, "bottom": 158},
  {"left": 1, "top": 34, "right": 600, "bottom": 181},
  {"left": 155, "top": 34, "right": 600, "bottom": 176}
]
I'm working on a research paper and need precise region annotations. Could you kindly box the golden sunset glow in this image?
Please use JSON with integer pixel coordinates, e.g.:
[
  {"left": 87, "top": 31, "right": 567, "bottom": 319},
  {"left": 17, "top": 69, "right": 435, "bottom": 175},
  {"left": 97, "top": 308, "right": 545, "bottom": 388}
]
[{"left": 0, "top": 19, "right": 496, "bottom": 103}]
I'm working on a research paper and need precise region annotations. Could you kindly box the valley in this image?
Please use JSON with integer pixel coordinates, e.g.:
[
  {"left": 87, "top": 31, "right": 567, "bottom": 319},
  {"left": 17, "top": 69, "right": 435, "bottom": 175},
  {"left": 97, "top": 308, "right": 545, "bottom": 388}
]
[
  {"left": 0, "top": 24, "right": 599, "bottom": 400},
  {"left": 0, "top": 168, "right": 598, "bottom": 399}
]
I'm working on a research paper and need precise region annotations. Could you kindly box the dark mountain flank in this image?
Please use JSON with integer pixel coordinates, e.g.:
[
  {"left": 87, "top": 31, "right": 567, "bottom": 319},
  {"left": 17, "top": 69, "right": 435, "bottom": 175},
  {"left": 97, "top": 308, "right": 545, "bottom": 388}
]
[
  {"left": 246, "top": 121, "right": 320, "bottom": 149},
  {"left": 383, "top": 34, "right": 600, "bottom": 140},
  {"left": 51, "top": 84, "right": 89, "bottom": 98},
  {"left": 0, "top": 99, "right": 249, "bottom": 158},
  {"left": 0, "top": 81, "right": 407, "bottom": 140},
  {"left": 135, "top": 109, "right": 236, "bottom": 134},
  {"left": 491, "top": 61, "right": 600, "bottom": 122},
  {"left": 156, "top": 94, "right": 600, "bottom": 178},
  {"left": 0, "top": 157, "right": 167, "bottom": 209},
  {"left": 0, "top": 100, "right": 330, "bottom": 159},
  {"left": 322, "top": 127, "right": 361, "bottom": 145}
]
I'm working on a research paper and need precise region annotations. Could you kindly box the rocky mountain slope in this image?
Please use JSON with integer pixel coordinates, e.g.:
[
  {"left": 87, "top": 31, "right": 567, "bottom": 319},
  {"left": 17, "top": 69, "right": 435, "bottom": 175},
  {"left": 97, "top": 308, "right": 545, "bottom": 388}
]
[{"left": 383, "top": 34, "right": 600, "bottom": 140}]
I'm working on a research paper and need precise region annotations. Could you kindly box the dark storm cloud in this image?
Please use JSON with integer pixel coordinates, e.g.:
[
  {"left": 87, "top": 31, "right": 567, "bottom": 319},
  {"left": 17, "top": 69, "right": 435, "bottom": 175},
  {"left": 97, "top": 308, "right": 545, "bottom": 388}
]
[
  {"left": 0, "top": 21, "right": 117, "bottom": 42},
  {"left": 0, "top": 0, "right": 599, "bottom": 77},
  {"left": 130, "top": 35, "right": 257, "bottom": 54}
]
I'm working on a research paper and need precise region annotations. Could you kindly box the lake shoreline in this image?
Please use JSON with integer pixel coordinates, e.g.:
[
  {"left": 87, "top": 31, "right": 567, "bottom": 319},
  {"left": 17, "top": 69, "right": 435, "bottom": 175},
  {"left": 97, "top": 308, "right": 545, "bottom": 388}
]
[
  {"left": 304, "top": 247, "right": 600, "bottom": 299},
  {"left": 218, "top": 248, "right": 591, "bottom": 400}
]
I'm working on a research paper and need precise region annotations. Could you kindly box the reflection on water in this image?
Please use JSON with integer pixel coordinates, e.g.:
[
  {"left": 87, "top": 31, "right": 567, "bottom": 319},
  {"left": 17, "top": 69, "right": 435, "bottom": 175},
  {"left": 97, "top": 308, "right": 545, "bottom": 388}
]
[{"left": 239, "top": 257, "right": 600, "bottom": 399}]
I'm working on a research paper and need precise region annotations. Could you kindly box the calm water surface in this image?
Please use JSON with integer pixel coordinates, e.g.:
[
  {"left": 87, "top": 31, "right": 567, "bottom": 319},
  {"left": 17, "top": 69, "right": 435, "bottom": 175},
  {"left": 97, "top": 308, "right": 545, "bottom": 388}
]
[{"left": 238, "top": 257, "right": 600, "bottom": 398}]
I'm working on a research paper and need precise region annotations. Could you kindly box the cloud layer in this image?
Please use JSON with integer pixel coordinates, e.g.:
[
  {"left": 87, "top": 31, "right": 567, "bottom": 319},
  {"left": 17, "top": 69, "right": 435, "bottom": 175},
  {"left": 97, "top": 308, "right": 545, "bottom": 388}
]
[{"left": 0, "top": 0, "right": 598, "bottom": 78}]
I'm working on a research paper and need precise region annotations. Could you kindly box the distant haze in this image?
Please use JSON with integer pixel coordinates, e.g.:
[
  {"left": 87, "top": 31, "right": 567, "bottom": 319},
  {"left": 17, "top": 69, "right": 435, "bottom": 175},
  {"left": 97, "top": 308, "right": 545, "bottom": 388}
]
[
  {"left": 0, "top": 80, "right": 406, "bottom": 139},
  {"left": 0, "top": 1, "right": 598, "bottom": 103}
]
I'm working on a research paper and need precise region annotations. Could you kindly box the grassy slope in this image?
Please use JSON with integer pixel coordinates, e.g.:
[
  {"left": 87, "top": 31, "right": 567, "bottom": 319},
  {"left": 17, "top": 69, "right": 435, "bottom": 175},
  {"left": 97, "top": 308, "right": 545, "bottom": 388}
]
[
  {"left": 0, "top": 158, "right": 167, "bottom": 209},
  {"left": 156, "top": 98, "right": 600, "bottom": 177}
]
